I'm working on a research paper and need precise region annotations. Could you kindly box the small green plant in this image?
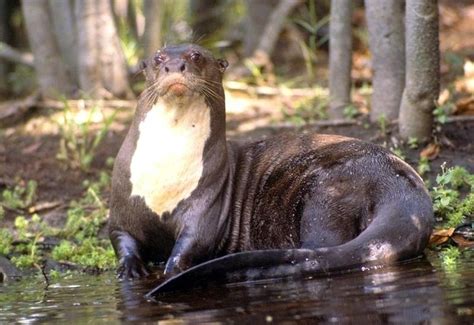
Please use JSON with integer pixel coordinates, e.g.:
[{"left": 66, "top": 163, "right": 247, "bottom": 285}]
[
  {"left": 118, "top": 17, "right": 141, "bottom": 67},
  {"left": 439, "top": 246, "right": 461, "bottom": 271},
  {"left": 417, "top": 156, "right": 431, "bottom": 177},
  {"left": 61, "top": 172, "right": 110, "bottom": 240},
  {"left": 390, "top": 146, "right": 406, "bottom": 160},
  {"left": 11, "top": 235, "right": 41, "bottom": 268},
  {"left": 1, "top": 180, "right": 37, "bottom": 210},
  {"left": 1, "top": 172, "right": 115, "bottom": 272},
  {"left": 433, "top": 103, "right": 454, "bottom": 124},
  {"left": 343, "top": 105, "right": 359, "bottom": 120},
  {"left": 8, "top": 215, "right": 45, "bottom": 267},
  {"left": 293, "top": 1, "right": 329, "bottom": 77},
  {"left": 281, "top": 88, "right": 329, "bottom": 125},
  {"left": 51, "top": 171, "right": 116, "bottom": 269},
  {"left": 283, "top": 97, "right": 328, "bottom": 125},
  {"left": 431, "top": 164, "right": 474, "bottom": 227},
  {"left": 408, "top": 137, "right": 419, "bottom": 149},
  {"left": 56, "top": 101, "right": 116, "bottom": 171},
  {"left": 0, "top": 228, "right": 13, "bottom": 256},
  {"left": 243, "top": 58, "right": 267, "bottom": 86}
]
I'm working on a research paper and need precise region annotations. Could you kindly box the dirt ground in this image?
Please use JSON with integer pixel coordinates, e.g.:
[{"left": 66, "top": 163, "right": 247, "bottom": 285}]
[{"left": 1, "top": 0, "right": 473, "bottom": 228}]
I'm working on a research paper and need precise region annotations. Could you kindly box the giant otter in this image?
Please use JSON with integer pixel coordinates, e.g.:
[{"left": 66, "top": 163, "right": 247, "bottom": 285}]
[{"left": 108, "top": 44, "right": 433, "bottom": 294}]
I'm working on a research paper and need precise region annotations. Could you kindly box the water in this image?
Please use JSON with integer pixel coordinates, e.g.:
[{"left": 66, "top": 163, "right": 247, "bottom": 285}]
[{"left": 1, "top": 252, "right": 473, "bottom": 323}]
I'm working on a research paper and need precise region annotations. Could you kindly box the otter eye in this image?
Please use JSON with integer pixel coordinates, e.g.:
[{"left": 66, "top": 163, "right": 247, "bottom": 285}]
[
  {"left": 154, "top": 53, "right": 165, "bottom": 65},
  {"left": 190, "top": 52, "right": 202, "bottom": 63}
]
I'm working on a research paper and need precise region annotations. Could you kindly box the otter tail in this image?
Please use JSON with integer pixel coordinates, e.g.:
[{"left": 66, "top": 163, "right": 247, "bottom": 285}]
[{"left": 146, "top": 201, "right": 433, "bottom": 297}]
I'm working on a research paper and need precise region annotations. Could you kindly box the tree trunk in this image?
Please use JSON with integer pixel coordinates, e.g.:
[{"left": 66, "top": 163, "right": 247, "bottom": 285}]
[
  {"left": 75, "top": 0, "right": 104, "bottom": 97},
  {"left": 0, "top": 0, "right": 9, "bottom": 95},
  {"left": 253, "top": 0, "right": 301, "bottom": 58},
  {"left": 49, "top": 0, "right": 78, "bottom": 84},
  {"left": 328, "top": 0, "right": 353, "bottom": 119},
  {"left": 365, "top": 0, "right": 405, "bottom": 122},
  {"left": 75, "top": 0, "right": 132, "bottom": 99},
  {"left": 21, "top": 0, "right": 75, "bottom": 98},
  {"left": 399, "top": 0, "right": 439, "bottom": 141},
  {"left": 243, "top": 0, "right": 279, "bottom": 57},
  {"left": 143, "top": 0, "right": 163, "bottom": 58},
  {"left": 96, "top": 0, "right": 133, "bottom": 98}
]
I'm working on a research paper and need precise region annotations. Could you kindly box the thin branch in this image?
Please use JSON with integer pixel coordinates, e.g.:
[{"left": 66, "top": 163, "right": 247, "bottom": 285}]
[
  {"left": 254, "top": 0, "right": 302, "bottom": 56},
  {"left": 445, "top": 115, "right": 474, "bottom": 123},
  {"left": 0, "top": 42, "right": 34, "bottom": 67},
  {"left": 224, "top": 81, "right": 325, "bottom": 97},
  {"left": 272, "top": 119, "right": 358, "bottom": 129}
]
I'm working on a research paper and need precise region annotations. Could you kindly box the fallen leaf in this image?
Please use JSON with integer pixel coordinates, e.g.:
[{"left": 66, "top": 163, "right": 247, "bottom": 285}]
[
  {"left": 438, "top": 88, "right": 450, "bottom": 105},
  {"left": 420, "top": 143, "right": 440, "bottom": 160},
  {"left": 455, "top": 96, "right": 474, "bottom": 115},
  {"left": 452, "top": 234, "right": 474, "bottom": 248},
  {"left": 429, "top": 228, "right": 455, "bottom": 246}
]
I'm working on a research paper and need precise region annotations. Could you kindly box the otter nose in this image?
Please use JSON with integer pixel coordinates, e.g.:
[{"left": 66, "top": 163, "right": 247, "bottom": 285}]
[{"left": 163, "top": 59, "right": 186, "bottom": 73}]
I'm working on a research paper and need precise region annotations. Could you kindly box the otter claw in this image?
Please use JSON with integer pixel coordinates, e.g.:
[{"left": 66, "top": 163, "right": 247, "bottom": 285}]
[{"left": 117, "top": 254, "right": 150, "bottom": 279}]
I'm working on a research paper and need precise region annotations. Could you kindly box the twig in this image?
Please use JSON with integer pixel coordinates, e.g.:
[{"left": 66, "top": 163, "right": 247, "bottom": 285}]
[
  {"left": 28, "top": 201, "right": 63, "bottom": 214},
  {"left": 445, "top": 115, "right": 474, "bottom": 123},
  {"left": 35, "top": 262, "right": 50, "bottom": 289},
  {"left": 0, "top": 42, "right": 34, "bottom": 67},
  {"left": 0, "top": 92, "right": 40, "bottom": 127},
  {"left": 1, "top": 204, "right": 25, "bottom": 215},
  {"left": 224, "top": 81, "right": 325, "bottom": 97},
  {"left": 272, "top": 119, "right": 359, "bottom": 129}
]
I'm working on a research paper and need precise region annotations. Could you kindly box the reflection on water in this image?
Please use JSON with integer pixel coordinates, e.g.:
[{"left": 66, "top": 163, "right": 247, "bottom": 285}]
[{"left": 1, "top": 252, "right": 473, "bottom": 323}]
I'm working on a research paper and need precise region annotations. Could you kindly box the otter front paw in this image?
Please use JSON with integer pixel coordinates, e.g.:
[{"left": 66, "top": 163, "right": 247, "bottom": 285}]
[
  {"left": 164, "top": 255, "right": 191, "bottom": 276},
  {"left": 117, "top": 254, "right": 150, "bottom": 279}
]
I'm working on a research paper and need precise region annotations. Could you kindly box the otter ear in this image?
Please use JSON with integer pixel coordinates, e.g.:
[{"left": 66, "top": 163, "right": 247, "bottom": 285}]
[{"left": 217, "top": 58, "right": 229, "bottom": 73}]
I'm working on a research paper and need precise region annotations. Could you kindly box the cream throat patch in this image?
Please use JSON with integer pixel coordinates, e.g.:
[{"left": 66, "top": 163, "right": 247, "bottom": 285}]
[{"left": 129, "top": 96, "right": 211, "bottom": 216}]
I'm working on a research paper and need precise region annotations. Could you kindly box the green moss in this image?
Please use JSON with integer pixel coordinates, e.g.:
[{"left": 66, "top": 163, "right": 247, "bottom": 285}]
[
  {"left": 51, "top": 240, "right": 75, "bottom": 261},
  {"left": 2, "top": 172, "right": 115, "bottom": 273},
  {"left": 52, "top": 239, "right": 116, "bottom": 270},
  {"left": 11, "top": 254, "right": 38, "bottom": 268},
  {"left": 0, "top": 228, "right": 13, "bottom": 256},
  {"left": 10, "top": 234, "right": 41, "bottom": 268}
]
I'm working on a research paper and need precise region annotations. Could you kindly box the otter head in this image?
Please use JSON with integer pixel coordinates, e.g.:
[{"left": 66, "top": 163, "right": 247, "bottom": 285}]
[{"left": 140, "top": 44, "right": 228, "bottom": 107}]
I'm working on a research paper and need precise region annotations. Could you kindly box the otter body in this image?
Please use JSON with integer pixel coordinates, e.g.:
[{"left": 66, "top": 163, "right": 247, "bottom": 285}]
[{"left": 108, "top": 44, "right": 433, "bottom": 288}]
